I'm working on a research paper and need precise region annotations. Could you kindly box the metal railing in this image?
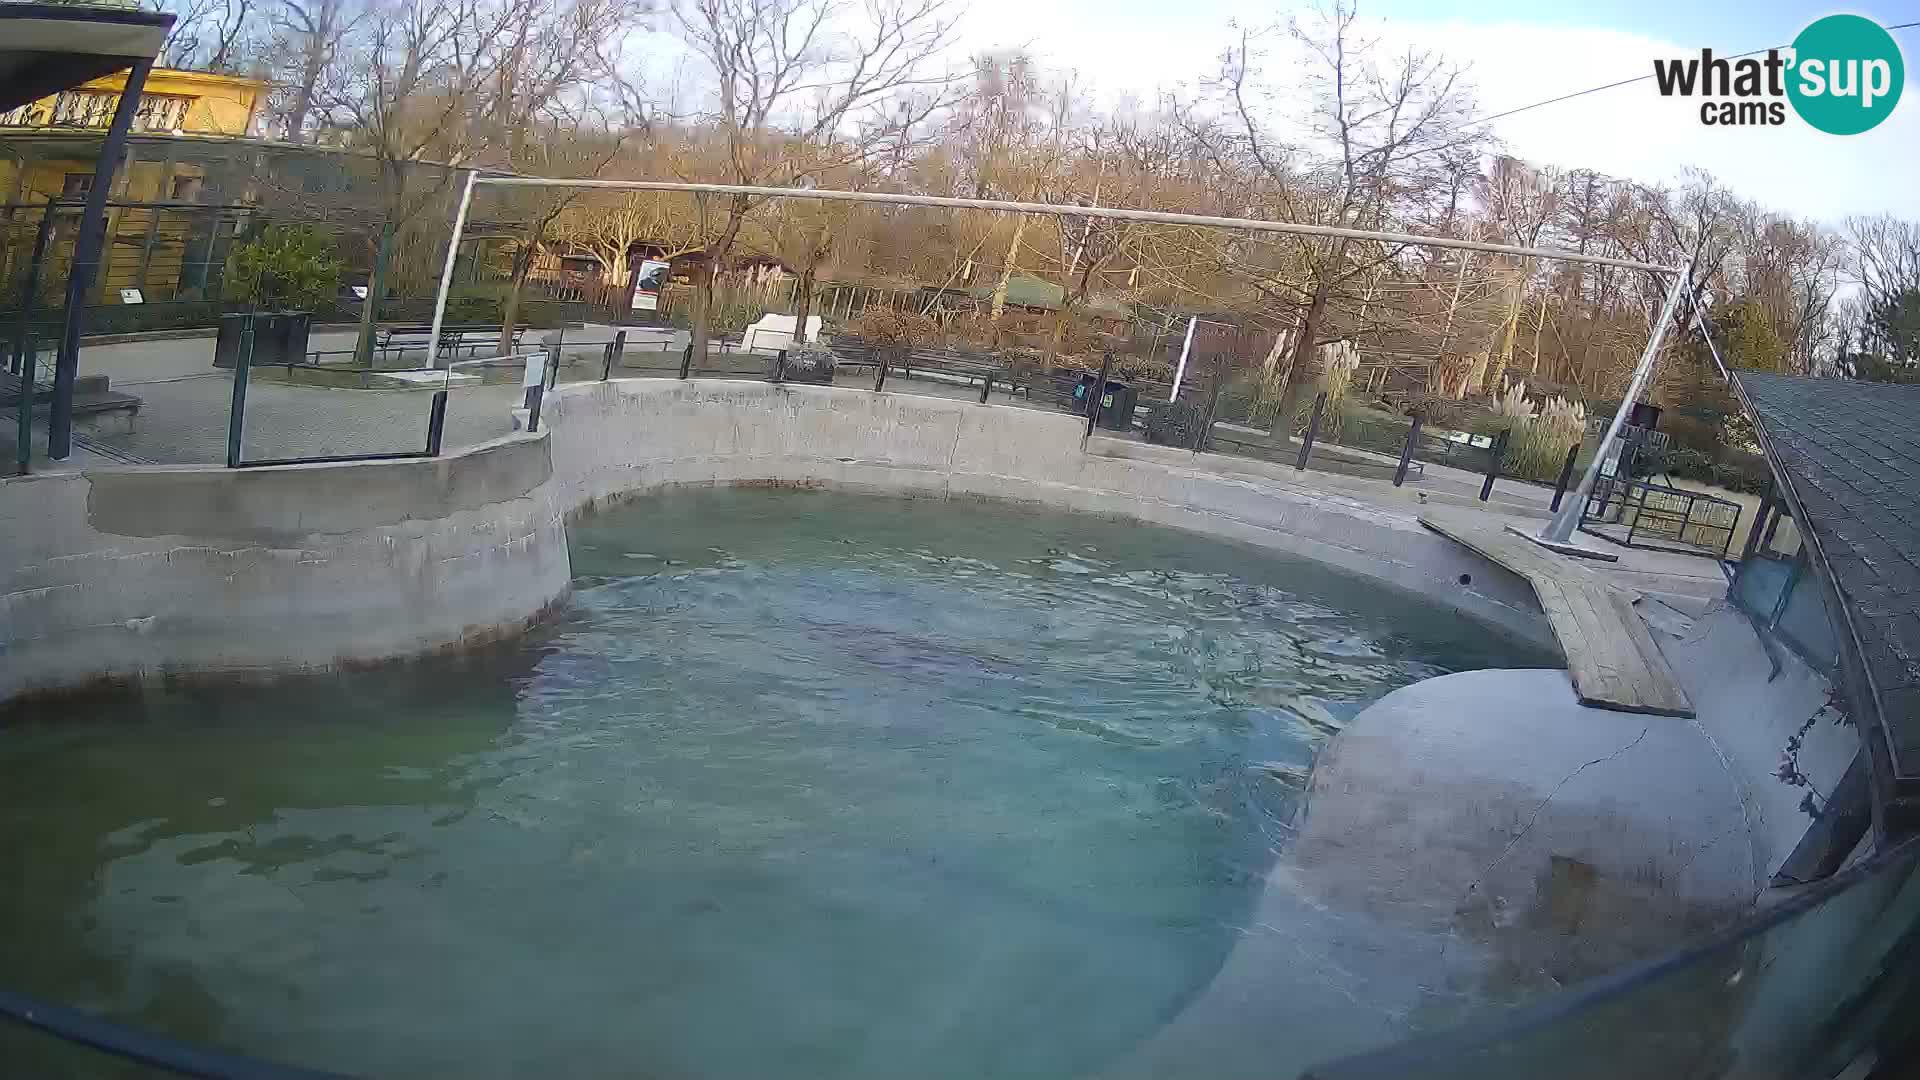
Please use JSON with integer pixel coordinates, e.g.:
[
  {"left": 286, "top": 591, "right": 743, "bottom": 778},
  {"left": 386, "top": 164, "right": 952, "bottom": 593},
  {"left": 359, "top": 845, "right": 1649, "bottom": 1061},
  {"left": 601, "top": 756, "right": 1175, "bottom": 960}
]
[{"left": 1581, "top": 475, "right": 1743, "bottom": 560}]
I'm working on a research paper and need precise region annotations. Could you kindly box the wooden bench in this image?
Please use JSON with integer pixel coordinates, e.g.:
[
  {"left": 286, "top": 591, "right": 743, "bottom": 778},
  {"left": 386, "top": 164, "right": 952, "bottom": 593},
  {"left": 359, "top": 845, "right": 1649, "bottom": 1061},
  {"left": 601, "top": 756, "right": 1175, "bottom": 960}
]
[{"left": 1420, "top": 513, "right": 1694, "bottom": 717}]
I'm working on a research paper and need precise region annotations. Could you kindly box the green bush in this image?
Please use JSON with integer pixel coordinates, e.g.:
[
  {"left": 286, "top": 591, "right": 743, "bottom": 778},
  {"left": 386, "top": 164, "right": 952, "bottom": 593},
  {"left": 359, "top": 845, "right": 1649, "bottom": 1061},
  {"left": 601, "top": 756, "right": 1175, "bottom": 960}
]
[
  {"left": 223, "top": 225, "right": 343, "bottom": 310},
  {"left": 1144, "top": 401, "right": 1209, "bottom": 449}
]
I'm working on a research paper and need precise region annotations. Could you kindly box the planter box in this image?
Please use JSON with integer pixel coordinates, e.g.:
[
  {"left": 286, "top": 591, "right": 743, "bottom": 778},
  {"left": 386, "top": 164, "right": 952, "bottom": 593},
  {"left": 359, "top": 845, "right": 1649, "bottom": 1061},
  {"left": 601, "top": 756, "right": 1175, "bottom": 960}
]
[{"left": 213, "top": 312, "right": 314, "bottom": 368}]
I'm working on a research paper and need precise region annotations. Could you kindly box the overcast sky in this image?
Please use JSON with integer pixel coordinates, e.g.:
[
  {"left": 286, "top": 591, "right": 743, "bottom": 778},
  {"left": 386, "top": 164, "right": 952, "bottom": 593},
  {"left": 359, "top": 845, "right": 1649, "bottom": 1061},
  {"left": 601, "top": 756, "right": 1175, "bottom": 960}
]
[{"left": 949, "top": 0, "right": 1917, "bottom": 224}]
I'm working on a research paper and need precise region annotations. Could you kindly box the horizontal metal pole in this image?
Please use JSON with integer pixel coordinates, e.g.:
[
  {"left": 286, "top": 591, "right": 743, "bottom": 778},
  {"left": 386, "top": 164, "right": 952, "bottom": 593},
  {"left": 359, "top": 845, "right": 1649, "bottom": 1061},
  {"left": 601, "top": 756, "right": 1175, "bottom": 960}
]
[
  {"left": 471, "top": 177, "right": 1684, "bottom": 275},
  {"left": 236, "top": 449, "right": 435, "bottom": 468},
  {"left": 446, "top": 351, "right": 543, "bottom": 369}
]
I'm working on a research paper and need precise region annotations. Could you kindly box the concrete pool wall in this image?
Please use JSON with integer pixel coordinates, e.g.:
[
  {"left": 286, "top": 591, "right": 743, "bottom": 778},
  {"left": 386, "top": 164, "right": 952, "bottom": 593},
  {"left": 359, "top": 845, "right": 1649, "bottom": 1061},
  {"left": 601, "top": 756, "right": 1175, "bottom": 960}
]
[
  {"left": 2, "top": 378, "right": 1551, "bottom": 702},
  {"left": 542, "top": 380, "right": 1555, "bottom": 647},
  {"left": 0, "top": 435, "right": 571, "bottom": 701}
]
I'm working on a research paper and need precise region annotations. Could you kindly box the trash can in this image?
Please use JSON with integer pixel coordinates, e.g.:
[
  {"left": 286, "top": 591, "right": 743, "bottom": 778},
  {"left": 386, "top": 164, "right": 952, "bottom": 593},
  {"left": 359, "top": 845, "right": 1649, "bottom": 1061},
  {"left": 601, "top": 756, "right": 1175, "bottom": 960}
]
[
  {"left": 1073, "top": 371, "right": 1098, "bottom": 411},
  {"left": 1096, "top": 379, "right": 1137, "bottom": 430}
]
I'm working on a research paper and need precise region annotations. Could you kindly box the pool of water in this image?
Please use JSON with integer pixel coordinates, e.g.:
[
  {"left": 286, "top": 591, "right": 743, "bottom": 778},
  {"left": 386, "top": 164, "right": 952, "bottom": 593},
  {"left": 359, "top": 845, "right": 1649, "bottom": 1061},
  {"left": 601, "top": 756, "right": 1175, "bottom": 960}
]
[{"left": 0, "top": 489, "right": 1549, "bottom": 1078}]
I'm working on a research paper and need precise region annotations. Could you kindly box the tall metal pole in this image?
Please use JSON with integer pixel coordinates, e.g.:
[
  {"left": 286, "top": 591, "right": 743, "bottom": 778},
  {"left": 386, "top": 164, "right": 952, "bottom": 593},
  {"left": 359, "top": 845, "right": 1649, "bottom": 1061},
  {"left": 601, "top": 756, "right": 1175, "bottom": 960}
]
[
  {"left": 49, "top": 58, "right": 151, "bottom": 460},
  {"left": 427, "top": 169, "right": 478, "bottom": 371},
  {"left": 1539, "top": 268, "right": 1692, "bottom": 544},
  {"left": 1169, "top": 316, "right": 1197, "bottom": 401}
]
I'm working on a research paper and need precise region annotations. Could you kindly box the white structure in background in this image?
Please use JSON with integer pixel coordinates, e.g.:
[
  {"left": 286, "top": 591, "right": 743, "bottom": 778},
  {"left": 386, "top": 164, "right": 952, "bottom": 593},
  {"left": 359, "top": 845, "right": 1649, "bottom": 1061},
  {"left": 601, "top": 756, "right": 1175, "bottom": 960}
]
[{"left": 742, "top": 313, "right": 822, "bottom": 352}]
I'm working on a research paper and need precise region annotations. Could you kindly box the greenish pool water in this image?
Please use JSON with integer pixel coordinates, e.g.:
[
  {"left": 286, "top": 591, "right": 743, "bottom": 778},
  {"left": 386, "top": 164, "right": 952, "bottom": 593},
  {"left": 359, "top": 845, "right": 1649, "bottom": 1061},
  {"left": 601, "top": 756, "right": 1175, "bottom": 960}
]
[{"left": 0, "top": 489, "right": 1546, "bottom": 1078}]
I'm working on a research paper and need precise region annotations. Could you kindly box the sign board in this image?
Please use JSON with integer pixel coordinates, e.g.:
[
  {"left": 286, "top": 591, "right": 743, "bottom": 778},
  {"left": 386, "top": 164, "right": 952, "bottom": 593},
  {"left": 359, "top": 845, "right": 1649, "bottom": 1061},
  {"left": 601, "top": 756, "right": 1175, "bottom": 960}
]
[
  {"left": 119, "top": 288, "right": 144, "bottom": 305},
  {"left": 351, "top": 285, "right": 370, "bottom": 300},
  {"left": 630, "top": 259, "right": 671, "bottom": 311}
]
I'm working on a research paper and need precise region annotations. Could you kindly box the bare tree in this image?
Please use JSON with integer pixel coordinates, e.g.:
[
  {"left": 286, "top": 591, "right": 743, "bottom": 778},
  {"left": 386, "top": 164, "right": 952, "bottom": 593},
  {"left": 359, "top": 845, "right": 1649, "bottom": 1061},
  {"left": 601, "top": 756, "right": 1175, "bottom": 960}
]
[
  {"left": 262, "top": 0, "right": 362, "bottom": 142},
  {"left": 1202, "top": 1, "right": 1484, "bottom": 428},
  {"left": 671, "top": 0, "right": 958, "bottom": 360},
  {"left": 155, "top": 0, "right": 257, "bottom": 72}
]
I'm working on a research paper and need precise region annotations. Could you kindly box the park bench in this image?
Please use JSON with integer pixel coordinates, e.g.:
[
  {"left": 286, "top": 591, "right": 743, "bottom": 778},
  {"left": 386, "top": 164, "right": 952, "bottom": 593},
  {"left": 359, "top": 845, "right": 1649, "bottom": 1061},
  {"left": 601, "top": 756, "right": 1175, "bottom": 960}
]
[{"left": 376, "top": 324, "right": 528, "bottom": 362}]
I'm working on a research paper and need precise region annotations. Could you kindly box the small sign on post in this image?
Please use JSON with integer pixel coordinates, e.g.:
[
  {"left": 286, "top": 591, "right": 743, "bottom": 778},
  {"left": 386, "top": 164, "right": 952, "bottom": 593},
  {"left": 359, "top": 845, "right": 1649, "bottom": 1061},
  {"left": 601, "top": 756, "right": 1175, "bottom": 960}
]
[{"left": 118, "top": 288, "right": 143, "bottom": 305}]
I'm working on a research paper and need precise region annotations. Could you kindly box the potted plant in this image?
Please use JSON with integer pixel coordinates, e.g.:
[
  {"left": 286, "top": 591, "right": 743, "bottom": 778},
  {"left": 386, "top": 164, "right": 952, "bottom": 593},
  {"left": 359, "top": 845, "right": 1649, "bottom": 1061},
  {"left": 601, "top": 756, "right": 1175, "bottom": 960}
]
[{"left": 215, "top": 225, "right": 343, "bottom": 368}]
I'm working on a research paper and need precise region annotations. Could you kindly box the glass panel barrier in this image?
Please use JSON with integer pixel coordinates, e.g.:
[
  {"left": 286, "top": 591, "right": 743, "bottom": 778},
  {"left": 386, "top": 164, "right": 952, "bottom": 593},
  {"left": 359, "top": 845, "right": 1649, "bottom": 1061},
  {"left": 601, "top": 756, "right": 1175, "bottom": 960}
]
[{"left": 1303, "top": 836, "right": 1920, "bottom": 1080}]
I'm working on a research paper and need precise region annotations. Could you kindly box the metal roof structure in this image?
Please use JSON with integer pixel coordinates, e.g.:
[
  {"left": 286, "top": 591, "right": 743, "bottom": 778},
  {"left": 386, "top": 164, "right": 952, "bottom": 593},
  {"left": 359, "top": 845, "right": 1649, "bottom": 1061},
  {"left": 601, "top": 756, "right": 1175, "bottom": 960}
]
[
  {"left": 0, "top": 3, "right": 170, "bottom": 114},
  {"left": 1734, "top": 371, "right": 1920, "bottom": 836}
]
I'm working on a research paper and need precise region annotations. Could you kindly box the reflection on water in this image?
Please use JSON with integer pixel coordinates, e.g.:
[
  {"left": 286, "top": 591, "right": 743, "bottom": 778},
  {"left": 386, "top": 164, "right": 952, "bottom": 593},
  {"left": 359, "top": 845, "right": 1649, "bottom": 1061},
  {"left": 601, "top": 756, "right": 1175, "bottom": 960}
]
[{"left": 0, "top": 489, "right": 1547, "bottom": 1078}]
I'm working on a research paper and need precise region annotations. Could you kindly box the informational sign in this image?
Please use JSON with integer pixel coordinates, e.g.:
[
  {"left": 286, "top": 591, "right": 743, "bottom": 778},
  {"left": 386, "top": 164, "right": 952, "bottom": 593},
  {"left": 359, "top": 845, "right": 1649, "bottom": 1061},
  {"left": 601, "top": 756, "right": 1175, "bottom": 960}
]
[
  {"left": 629, "top": 259, "right": 671, "bottom": 311},
  {"left": 351, "top": 285, "right": 370, "bottom": 300},
  {"left": 119, "top": 288, "right": 144, "bottom": 305}
]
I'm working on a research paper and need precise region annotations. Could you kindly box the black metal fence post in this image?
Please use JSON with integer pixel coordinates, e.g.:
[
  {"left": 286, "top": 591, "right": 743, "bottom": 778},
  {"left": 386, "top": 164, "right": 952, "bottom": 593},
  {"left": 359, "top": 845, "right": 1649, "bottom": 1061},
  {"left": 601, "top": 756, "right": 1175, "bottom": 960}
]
[
  {"left": 1479, "top": 428, "right": 1510, "bottom": 501},
  {"left": 1393, "top": 413, "right": 1423, "bottom": 486},
  {"left": 772, "top": 348, "right": 788, "bottom": 383},
  {"left": 50, "top": 58, "right": 151, "bottom": 461},
  {"left": 425, "top": 389, "right": 449, "bottom": 456},
  {"left": 1085, "top": 351, "right": 1114, "bottom": 437},
  {"left": 13, "top": 340, "right": 33, "bottom": 476},
  {"left": 1549, "top": 442, "right": 1581, "bottom": 511},
  {"left": 601, "top": 329, "right": 626, "bottom": 381},
  {"left": 1195, "top": 356, "right": 1225, "bottom": 451},
  {"left": 10, "top": 197, "right": 58, "bottom": 475},
  {"left": 978, "top": 370, "right": 993, "bottom": 404},
  {"left": 1296, "top": 391, "right": 1328, "bottom": 471},
  {"left": 874, "top": 348, "right": 892, "bottom": 392},
  {"left": 545, "top": 339, "right": 562, "bottom": 391},
  {"left": 679, "top": 338, "right": 694, "bottom": 379},
  {"left": 224, "top": 314, "right": 255, "bottom": 468}
]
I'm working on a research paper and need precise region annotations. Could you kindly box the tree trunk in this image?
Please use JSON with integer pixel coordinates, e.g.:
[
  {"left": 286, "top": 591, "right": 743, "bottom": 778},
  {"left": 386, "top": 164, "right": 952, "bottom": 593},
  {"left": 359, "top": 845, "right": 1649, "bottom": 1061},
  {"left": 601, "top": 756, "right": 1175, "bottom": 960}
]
[
  {"left": 355, "top": 222, "right": 393, "bottom": 369},
  {"left": 990, "top": 213, "right": 1028, "bottom": 323},
  {"left": 1531, "top": 294, "right": 1546, "bottom": 373},
  {"left": 499, "top": 234, "right": 535, "bottom": 359},
  {"left": 1273, "top": 273, "right": 1336, "bottom": 439},
  {"left": 1042, "top": 300, "right": 1074, "bottom": 366},
  {"left": 691, "top": 197, "right": 749, "bottom": 366},
  {"left": 792, "top": 264, "right": 817, "bottom": 345},
  {"left": 689, "top": 261, "right": 713, "bottom": 368},
  {"left": 1483, "top": 273, "right": 1525, "bottom": 394}
]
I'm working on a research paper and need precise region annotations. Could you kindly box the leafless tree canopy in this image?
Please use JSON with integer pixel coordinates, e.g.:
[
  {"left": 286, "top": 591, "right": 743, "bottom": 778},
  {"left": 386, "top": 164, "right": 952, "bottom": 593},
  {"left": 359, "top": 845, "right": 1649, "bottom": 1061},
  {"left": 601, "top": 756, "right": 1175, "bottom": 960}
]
[{"left": 139, "top": 0, "right": 1913, "bottom": 390}]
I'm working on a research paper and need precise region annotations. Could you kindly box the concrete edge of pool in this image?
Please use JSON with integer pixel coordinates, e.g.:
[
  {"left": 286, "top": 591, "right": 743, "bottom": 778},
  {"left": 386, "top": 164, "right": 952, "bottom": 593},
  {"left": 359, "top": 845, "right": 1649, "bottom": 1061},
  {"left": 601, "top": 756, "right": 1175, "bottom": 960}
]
[
  {"left": 1, "top": 377, "right": 1864, "bottom": 1076},
  {"left": 1, "top": 378, "right": 1556, "bottom": 700}
]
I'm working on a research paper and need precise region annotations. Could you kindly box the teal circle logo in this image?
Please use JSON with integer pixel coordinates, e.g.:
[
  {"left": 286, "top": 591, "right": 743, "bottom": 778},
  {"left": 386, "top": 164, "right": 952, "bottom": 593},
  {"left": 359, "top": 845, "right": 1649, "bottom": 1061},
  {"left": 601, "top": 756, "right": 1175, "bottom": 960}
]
[{"left": 1787, "top": 14, "right": 1904, "bottom": 135}]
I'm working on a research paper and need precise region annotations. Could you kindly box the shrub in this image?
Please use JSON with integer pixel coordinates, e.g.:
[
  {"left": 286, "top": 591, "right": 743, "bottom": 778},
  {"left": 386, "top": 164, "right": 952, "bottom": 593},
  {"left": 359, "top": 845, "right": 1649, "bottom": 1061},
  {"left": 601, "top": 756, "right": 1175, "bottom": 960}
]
[
  {"left": 1144, "top": 400, "right": 1209, "bottom": 449},
  {"left": 1294, "top": 341, "right": 1362, "bottom": 439},
  {"left": 223, "top": 225, "right": 343, "bottom": 311},
  {"left": 1480, "top": 383, "right": 1587, "bottom": 481},
  {"left": 844, "top": 307, "right": 939, "bottom": 349}
]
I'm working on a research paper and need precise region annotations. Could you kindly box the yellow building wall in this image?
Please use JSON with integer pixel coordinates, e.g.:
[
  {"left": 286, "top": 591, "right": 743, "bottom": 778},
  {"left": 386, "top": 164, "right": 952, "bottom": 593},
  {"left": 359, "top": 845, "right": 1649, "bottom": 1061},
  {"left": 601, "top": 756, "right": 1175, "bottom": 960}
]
[{"left": 3, "top": 67, "right": 262, "bottom": 138}]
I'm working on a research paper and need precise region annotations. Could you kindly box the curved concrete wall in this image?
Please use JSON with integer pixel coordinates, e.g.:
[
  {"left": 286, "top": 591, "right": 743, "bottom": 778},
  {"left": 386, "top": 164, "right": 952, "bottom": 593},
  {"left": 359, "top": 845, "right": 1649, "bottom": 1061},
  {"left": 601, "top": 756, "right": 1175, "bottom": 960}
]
[
  {"left": 0, "top": 435, "right": 570, "bottom": 701},
  {"left": 3, "top": 378, "right": 1555, "bottom": 701},
  {"left": 543, "top": 379, "right": 1556, "bottom": 650}
]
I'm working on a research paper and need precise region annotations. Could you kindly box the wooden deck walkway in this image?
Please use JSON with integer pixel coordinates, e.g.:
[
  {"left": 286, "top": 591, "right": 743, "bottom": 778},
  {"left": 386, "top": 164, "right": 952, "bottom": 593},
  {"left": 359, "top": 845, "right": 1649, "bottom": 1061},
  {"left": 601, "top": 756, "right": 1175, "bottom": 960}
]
[{"left": 1420, "top": 514, "right": 1695, "bottom": 718}]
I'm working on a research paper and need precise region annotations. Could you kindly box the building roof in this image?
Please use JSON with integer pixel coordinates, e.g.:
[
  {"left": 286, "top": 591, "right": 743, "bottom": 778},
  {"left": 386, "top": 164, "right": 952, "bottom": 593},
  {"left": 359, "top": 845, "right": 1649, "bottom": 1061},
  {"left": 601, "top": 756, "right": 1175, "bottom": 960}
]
[
  {"left": 1734, "top": 371, "right": 1920, "bottom": 827},
  {"left": 0, "top": 3, "right": 170, "bottom": 113}
]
